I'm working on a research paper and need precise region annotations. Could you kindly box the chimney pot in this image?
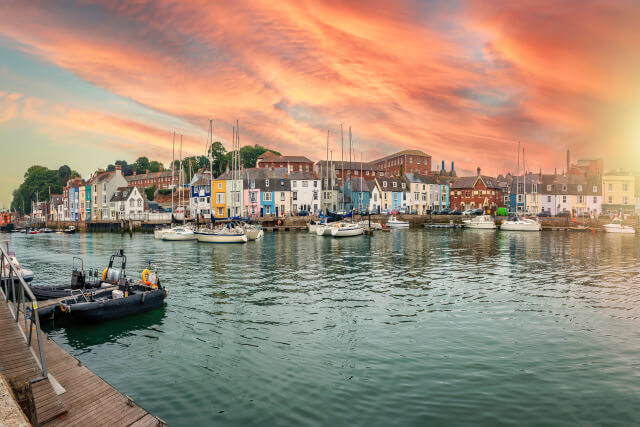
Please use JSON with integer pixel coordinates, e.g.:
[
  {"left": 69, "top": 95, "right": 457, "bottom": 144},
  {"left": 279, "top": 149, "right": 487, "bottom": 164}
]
[{"left": 477, "top": 166, "right": 481, "bottom": 176}]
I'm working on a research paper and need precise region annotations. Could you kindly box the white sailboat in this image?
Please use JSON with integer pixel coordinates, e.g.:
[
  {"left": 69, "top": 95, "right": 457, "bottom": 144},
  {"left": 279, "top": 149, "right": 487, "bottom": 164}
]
[
  {"left": 331, "top": 222, "right": 363, "bottom": 237},
  {"left": 162, "top": 135, "right": 196, "bottom": 241},
  {"left": 603, "top": 218, "right": 636, "bottom": 234},
  {"left": 315, "top": 223, "right": 335, "bottom": 236},
  {"left": 501, "top": 143, "right": 541, "bottom": 232},
  {"left": 195, "top": 224, "right": 248, "bottom": 243},
  {"left": 463, "top": 215, "right": 496, "bottom": 229}
]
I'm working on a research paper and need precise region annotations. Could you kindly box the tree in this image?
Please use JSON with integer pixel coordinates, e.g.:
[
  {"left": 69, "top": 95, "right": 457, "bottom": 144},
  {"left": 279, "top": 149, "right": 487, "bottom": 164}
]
[
  {"left": 134, "top": 157, "right": 150, "bottom": 175},
  {"left": 58, "top": 165, "right": 71, "bottom": 186},
  {"left": 145, "top": 185, "right": 156, "bottom": 201},
  {"left": 149, "top": 160, "right": 164, "bottom": 172},
  {"left": 12, "top": 166, "right": 62, "bottom": 214},
  {"left": 70, "top": 170, "right": 81, "bottom": 179},
  {"left": 207, "top": 141, "right": 227, "bottom": 175}
]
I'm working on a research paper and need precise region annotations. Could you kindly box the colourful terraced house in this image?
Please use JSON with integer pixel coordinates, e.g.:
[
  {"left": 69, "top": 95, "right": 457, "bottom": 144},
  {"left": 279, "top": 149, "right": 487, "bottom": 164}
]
[{"left": 211, "top": 177, "right": 227, "bottom": 218}]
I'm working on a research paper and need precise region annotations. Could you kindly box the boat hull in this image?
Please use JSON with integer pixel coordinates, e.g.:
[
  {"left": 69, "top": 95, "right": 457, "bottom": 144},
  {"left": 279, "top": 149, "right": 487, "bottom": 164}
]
[
  {"left": 245, "top": 229, "right": 263, "bottom": 241},
  {"left": 604, "top": 225, "right": 636, "bottom": 234},
  {"left": 464, "top": 222, "right": 496, "bottom": 229},
  {"left": 162, "top": 231, "right": 196, "bottom": 241},
  {"left": 60, "top": 289, "right": 167, "bottom": 322},
  {"left": 387, "top": 223, "right": 409, "bottom": 228},
  {"left": 307, "top": 223, "right": 319, "bottom": 233},
  {"left": 153, "top": 229, "right": 166, "bottom": 239},
  {"left": 195, "top": 232, "right": 248, "bottom": 243},
  {"left": 500, "top": 221, "right": 541, "bottom": 231},
  {"left": 315, "top": 226, "right": 333, "bottom": 236},
  {"left": 331, "top": 228, "right": 363, "bottom": 237}
]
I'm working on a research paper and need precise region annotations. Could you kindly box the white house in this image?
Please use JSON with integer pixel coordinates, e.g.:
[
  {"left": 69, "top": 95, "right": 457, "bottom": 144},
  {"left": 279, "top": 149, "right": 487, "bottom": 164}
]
[
  {"left": 368, "top": 180, "right": 382, "bottom": 213},
  {"left": 87, "top": 165, "right": 128, "bottom": 220},
  {"left": 290, "top": 171, "right": 320, "bottom": 214},
  {"left": 109, "top": 186, "right": 145, "bottom": 220}
]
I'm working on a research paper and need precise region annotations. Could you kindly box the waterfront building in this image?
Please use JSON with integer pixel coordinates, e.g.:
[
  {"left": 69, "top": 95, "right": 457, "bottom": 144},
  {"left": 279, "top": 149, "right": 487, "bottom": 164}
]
[
  {"left": 189, "top": 171, "right": 211, "bottom": 219},
  {"left": 367, "top": 180, "right": 381, "bottom": 213},
  {"left": 636, "top": 176, "right": 640, "bottom": 216},
  {"left": 85, "top": 184, "right": 92, "bottom": 221},
  {"left": 79, "top": 185, "right": 86, "bottom": 221},
  {"left": 449, "top": 168, "right": 503, "bottom": 213},
  {"left": 404, "top": 173, "right": 435, "bottom": 214},
  {"left": 289, "top": 171, "right": 320, "bottom": 214},
  {"left": 372, "top": 149, "right": 432, "bottom": 177},
  {"left": 243, "top": 168, "right": 264, "bottom": 217},
  {"left": 256, "top": 152, "right": 314, "bottom": 173},
  {"left": 88, "top": 165, "right": 128, "bottom": 220},
  {"left": 347, "top": 177, "right": 370, "bottom": 212},
  {"left": 109, "top": 186, "right": 145, "bottom": 220},
  {"left": 315, "top": 160, "right": 383, "bottom": 183},
  {"left": 509, "top": 174, "right": 541, "bottom": 214},
  {"left": 216, "top": 169, "right": 244, "bottom": 218},
  {"left": 211, "top": 176, "right": 227, "bottom": 218},
  {"left": 374, "top": 176, "right": 408, "bottom": 212},
  {"left": 125, "top": 169, "right": 183, "bottom": 190},
  {"left": 540, "top": 174, "right": 602, "bottom": 216},
  {"left": 602, "top": 173, "right": 635, "bottom": 216},
  {"left": 50, "top": 194, "right": 63, "bottom": 222}
]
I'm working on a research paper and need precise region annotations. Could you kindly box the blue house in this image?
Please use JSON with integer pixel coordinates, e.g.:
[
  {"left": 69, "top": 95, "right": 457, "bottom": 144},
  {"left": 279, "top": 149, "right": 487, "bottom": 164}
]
[{"left": 349, "top": 177, "right": 370, "bottom": 212}]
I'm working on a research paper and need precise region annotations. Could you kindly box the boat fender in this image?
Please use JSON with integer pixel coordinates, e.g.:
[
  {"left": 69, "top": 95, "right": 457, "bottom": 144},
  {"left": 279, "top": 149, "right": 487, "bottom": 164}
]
[
  {"left": 102, "top": 268, "right": 108, "bottom": 281},
  {"left": 60, "top": 303, "right": 67, "bottom": 313},
  {"left": 142, "top": 269, "right": 151, "bottom": 286},
  {"left": 141, "top": 293, "right": 146, "bottom": 304}
]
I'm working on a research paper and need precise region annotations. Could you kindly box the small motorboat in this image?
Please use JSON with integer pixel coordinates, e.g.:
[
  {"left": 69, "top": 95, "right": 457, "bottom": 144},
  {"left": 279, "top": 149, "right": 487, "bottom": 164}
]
[
  {"left": 463, "top": 215, "right": 496, "bottom": 229},
  {"left": 154, "top": 225, "right": 170, "bottom": 239},
  {"left": 500, "top": 217, "right": 541, "bottom": 231},
  {"left": 59, "top": 254, "right": 167, "bottom": 322},
  {"left": 161, "top": 225, "right": 196, "bottom": 241},
  {"left": 27, "top": 228, "right": 40, "bottom": 235},
  {"left": 603, "top": 218, "right": 636, "bottom": 234},
  {"left": 386, "top": 215, "right": 409, "bottom": 228},
  {"left": 40, "top": 227, "right": 53, "bottom": 233},
  {"left": 331, "top": 222, "right": 364, "bottom": 237},
  {"left": 357, "top": 220, "right": 382, "bottom": 230},
  {"left": 196, "top": 224, "right": 248, "bottom": 243},
  {"left": 0, "top": 251, "right": 34, "bottom": 284},
  {"left": 29, "top": 256, "right": 105, "bottom": 300},
  {"left": 63, "top": 225, "right": 77, "bottom": 234}
]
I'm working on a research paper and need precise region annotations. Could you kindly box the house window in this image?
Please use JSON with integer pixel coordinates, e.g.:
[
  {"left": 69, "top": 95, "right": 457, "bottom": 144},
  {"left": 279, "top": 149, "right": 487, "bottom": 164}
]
[
  {"left": 129, "top": 199, "right": 135, "bottom": 207},
  {"left": 280, "top": 192, "right": 285, "bottom": 201},
  {"left": 623, "top": 183, "right": 629, "bottom": 192},
  {"left": 393, "top": 182, "right": 397, "bottom": 188},
  {"left": 562, "top": 195, "right": 567, "bottom": 203},
  {"left": 218, "top": 183, "right": 222, "bottom": 189},
  {"left": 216, "top": 193, "right": 225, "bottom": 203},
  {"left": 623, "top": 196, "right": 629, "bottom": 204},
  {"left": 383, "top": 182, "right": 387, "bottom": 188},
  {"left": 517, "top": 195, "right": 523, "bottom": 203},
  {"left": 293, "top": 191, "right": 298, "bottom": 201},
  {"left": 593, "top": 186, "right": 598, "bottom": 193},
  {"left": 401, "top": 183, "right": 406, "bottom": 189},
  {"left": 313, "top": 191, "right": 318, "bottom": 200},
  {"left": 547, "top": 185, "right": 552, "bottom": 191},
  {"left": 280, "top": 180, "right": 284, "bottom": 186},
  {"left": 293, "top": 181, "right": 297, "bottom": 188},
  {"left": 562, "top": 185, "right": 567, "bottom": 191},
  {"left": 608, "top": 184, "right": 612, "bottom": 192},
  {"left": 264, "top": 192, "right": 272, "bottom": 201},
  {"left": 314, "top": 181, "right": 318, "bottom": 187},
  {"left": 250, "top": 179, "right": 255, "bottom": 189},
  {"left": 266, "top": 179, "right": 270, "bottom": 187},
  {"left": 218, "top": 208, "right": 223, "bottom": 216},
  {"left": 593, "top": 196, "right": 597, "bottom": 204},
  {"left": 577, "top": 196, "right": 583, "bottom": 203},
  {"left": 250, "top": 192, "right": 257, "bottom": 203},
  {"left": 547, "top": 196, "right": 551, "bottom": 202},
  {"left": 379, "top": 172, "right": 383, "bottom": 177},
  {"left": 608, "top": 196, "right": 613, "bottom": 204},
  {"left": 138, "top": 200, "right": 142, "bottom": 207},
  {"left": 302, "top": 181, "right": 308, "bottom": 187},
  {"left": 577, "top": 185, "right": 582, "bottom": 192}
]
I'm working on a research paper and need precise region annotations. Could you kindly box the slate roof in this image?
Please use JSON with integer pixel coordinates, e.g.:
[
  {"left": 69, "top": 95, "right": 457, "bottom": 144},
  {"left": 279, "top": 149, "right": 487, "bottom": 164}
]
[
  {"left": 372, "top": 149, "right": 431, "bottom": 163},
  {"left": 315, "top": 160, "right": 382, "bottom": 171},
  {"left": 110, "top": 186, "right": 138, "bottom": 202},
  {"left": 258, "top": 152, "right": 314, "bottom": 163},
  {"left": 451, "top": 175, "right": 501, "bottom": 190},
  {"left": 289, "top": 171, "right": 319, "bottom": 180},
  {"left": 376, "top": 176, "right": 408, "bottom": 191}
]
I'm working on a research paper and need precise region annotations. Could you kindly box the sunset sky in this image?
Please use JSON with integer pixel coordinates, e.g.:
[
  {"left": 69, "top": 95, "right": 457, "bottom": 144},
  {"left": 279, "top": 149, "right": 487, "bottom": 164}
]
[{"left": 1, "top": 0, "right": 639, "bottom": 206}]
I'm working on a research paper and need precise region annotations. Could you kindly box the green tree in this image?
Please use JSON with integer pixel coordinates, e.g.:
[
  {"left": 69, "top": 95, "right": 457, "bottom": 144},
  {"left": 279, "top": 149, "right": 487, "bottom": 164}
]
[
  {"left": 145, "top": 184, "right": 156, "bottom": 201},
  {"left": 70, "top": 170, "right": 81, "bottom": 179},
  {"left": 207, "top": 141, "right": 227, "bottom": 175},
  {"left": 11, "top": 166, "right": 62, "bottom": 214},
  {"left": 58, "top": 165, "right": 71, "bottom": 186},
  {"left": 149, "top": 160, "right": 164, "bottom": 172},
  {"left": 134, "top": 156, "right": 150, "bottom": 175}
]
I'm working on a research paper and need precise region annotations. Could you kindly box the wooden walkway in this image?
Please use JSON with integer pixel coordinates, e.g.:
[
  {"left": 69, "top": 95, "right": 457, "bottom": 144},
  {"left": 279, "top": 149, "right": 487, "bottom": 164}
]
[{"left": 0, "top": 301, "right": 166, "bottom": 426}]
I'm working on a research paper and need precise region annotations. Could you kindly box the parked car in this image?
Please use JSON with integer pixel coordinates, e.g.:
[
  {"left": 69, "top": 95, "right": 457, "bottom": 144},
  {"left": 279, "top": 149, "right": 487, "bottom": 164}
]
[
  {"left": 398, "top": 208, "right": 408, "bottom": 214},
  {"left": 297, "top": 210, "right": 309, "bottom": 217},
  {"left": 381, "top": 209, "right": 389, "bottom": 215},
  {"left": 537, "top": 211, "right": 551, "bottom": 217},
  {"left": 449, "top": 209, "right": 463, "bottom": 215},
  {"left": 390, "top": 209, "right": 399, "bottom": 215},
  {"left": 472, "top": 208, "right": 483, "bottom": 215},
  {"left": 438, "top": 208, "right": 451, "bottom": 215},
  {"left": 462, "top": 209, "right": 475, "bottom": 216}
]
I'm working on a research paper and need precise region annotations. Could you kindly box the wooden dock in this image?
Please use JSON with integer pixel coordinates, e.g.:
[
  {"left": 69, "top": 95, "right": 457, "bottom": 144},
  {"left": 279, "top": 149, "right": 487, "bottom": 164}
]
[{"left": 0, "top": 300, "right": 165, "bottom": 426}]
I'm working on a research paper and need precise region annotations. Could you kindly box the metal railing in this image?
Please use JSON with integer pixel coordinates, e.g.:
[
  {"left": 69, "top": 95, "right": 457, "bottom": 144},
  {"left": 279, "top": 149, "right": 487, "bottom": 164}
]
[{"left": 0, "top": 244, "right": 48, "bottom": 381}]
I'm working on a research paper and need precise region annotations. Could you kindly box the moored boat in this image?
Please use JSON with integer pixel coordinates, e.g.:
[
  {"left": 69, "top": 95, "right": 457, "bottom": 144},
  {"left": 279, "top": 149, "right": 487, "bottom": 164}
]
[
  {"left": 386, "top": 215, "right": 409, "bottom": 228},
  {"left": 331, "top": 222, "right": 363, "bottom": 237},
  {"left": 500, "top": 217, "right": 541, "bottom": 231},
  {"left": 603, "top": 218, "right": 635, "bottom": 234},
  {"left": 315, "top": 224, "right": 334, "bottom": 236},
  {"left": 463, "top": 215, "right": 496, "bottom": 229},
  {"left": 29, "top": 256, "right": 109, "bottom": 300},
  {"left": 0, "top": 251, "right": 34, "bottom": 284},
  {"left": 195, "top": 224, "right": 248, "bottom": 243},
  {"left": 64, "top": 225, "right": 77, "bottom": 234},
  {"left": 244, "top": 224, "right": 264, "bottom": 241},
  {"left": 161, "top": 226, "right": 196, "bottom": 241}
]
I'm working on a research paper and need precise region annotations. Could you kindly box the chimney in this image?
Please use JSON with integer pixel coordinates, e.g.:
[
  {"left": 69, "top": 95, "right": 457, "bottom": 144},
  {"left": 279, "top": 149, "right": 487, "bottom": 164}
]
[
  {"left": 477, "top": 166, "right": 481, "bottom": 176},
  {"left": 114, "top": 165, "right": 122, "bottom": 176},
  {"left": 451, "top": 161, "right": 454, "bottom": 173},
  {"left": 133, "top": 170, "right": 137, "bottom": 176},
  {"left": 442, "top": 160, "right": 445, "bottom": 171}
]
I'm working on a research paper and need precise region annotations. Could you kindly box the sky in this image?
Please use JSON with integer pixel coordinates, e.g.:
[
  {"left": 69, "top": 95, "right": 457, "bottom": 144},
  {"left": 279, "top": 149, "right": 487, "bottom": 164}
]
[{"left": 1, "top": 0, "right": 639, "bottom": 206}]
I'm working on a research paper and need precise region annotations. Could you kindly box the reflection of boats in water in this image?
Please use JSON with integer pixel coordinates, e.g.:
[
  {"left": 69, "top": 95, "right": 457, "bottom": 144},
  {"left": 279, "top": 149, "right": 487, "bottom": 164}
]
[{"left": 45, "top": 305, "right": 167, "bottom": 349}]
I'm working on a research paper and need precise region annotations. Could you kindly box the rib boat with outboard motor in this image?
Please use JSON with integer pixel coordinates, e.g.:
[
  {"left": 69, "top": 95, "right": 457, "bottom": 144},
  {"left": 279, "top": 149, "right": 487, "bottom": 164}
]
[
  {"left": 29, "top": 256, "right": 109, "bottom": 300},
  {"left": 58, "top": 250, "right": 167, "bottom": 322}
]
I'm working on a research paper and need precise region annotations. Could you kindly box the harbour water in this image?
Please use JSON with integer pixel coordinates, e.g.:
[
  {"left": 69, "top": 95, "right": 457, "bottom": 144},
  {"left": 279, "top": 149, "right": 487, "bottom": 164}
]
[{"left": 2, "top": 230, "right": 640, "bottom": 426}]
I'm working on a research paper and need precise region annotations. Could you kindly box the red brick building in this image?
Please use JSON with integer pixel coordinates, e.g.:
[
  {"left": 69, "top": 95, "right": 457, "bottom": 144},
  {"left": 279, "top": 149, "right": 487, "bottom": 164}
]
[
  {"left": 256, "top": 152, "right": 314, "bottom": 173},
  {"left": 449, "top": 168, "right": 504, "bottom": 212},
  {"left": 314, "top": 161, "right": 384, "bottom": 182},
  {"left": 371, "top": 150, "right": 432, "bottom": 176},
  {"left": 125, "top": 169, "right": 185, "bottom": 189}
]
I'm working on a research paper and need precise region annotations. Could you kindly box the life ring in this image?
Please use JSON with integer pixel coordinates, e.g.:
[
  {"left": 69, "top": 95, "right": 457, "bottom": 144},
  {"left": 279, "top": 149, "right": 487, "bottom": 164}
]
[
  {"left": 102, "top": 268, "right": 108, "bottom": 281},
  {"left": 142, "top": 269, "right": 151, "bottom": 285}
]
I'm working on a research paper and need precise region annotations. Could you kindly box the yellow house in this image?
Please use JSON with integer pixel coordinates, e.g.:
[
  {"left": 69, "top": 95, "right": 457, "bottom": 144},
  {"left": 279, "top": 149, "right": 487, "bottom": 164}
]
[
  {"left": 602, "top": 174, "right": 635, "bottom": 216},
  {"left": 211, "top": 178, "right": 227, "bottom": 218}
]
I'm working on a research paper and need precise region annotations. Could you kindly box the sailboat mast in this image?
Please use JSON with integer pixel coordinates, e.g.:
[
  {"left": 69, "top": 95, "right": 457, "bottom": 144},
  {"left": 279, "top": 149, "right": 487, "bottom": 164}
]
[
  {"left": 180, "top": 135, "right": 183, "bottom": 222},
  {"left": 340, "top": 123, "right": 344, "bottom": 211},
  {"left": 171, "top": 131, "right": 175, "bottom": 217},
  {"left": 516, "top": 141, "right": 520, "bottom": 215}
]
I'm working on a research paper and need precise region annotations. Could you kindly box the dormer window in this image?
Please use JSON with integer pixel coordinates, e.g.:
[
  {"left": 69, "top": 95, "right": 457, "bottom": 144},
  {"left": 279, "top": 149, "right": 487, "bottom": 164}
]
[
  {"left": 592, "top": 186, "right": 598, "bottom": 193},
  {"left": 562, "top": 185, "right": 567, "bottom": 191},
  {"left": 266, "top": 179, "right": 270, "bottom": 187},
  {"left": 393, "top": 182, "right": 397, "bottom": 188},
  {"left": 383, "top": 181, "right": 387, "bottom": 188},
  {"left": 577, "top": 185, "right": 582, "bottom": 192},
  {"left": 401, "top": 183, "right": 406, "bottom": 189},
  {"left": 547, "top": 185, "right": 552, "bottom": 191}
]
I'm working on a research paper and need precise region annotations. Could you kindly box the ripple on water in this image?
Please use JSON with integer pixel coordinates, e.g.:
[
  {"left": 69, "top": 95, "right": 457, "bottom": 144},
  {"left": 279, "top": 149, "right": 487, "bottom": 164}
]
[{"left": 2, "top": 230, "right": 640, "bottom": 426}]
